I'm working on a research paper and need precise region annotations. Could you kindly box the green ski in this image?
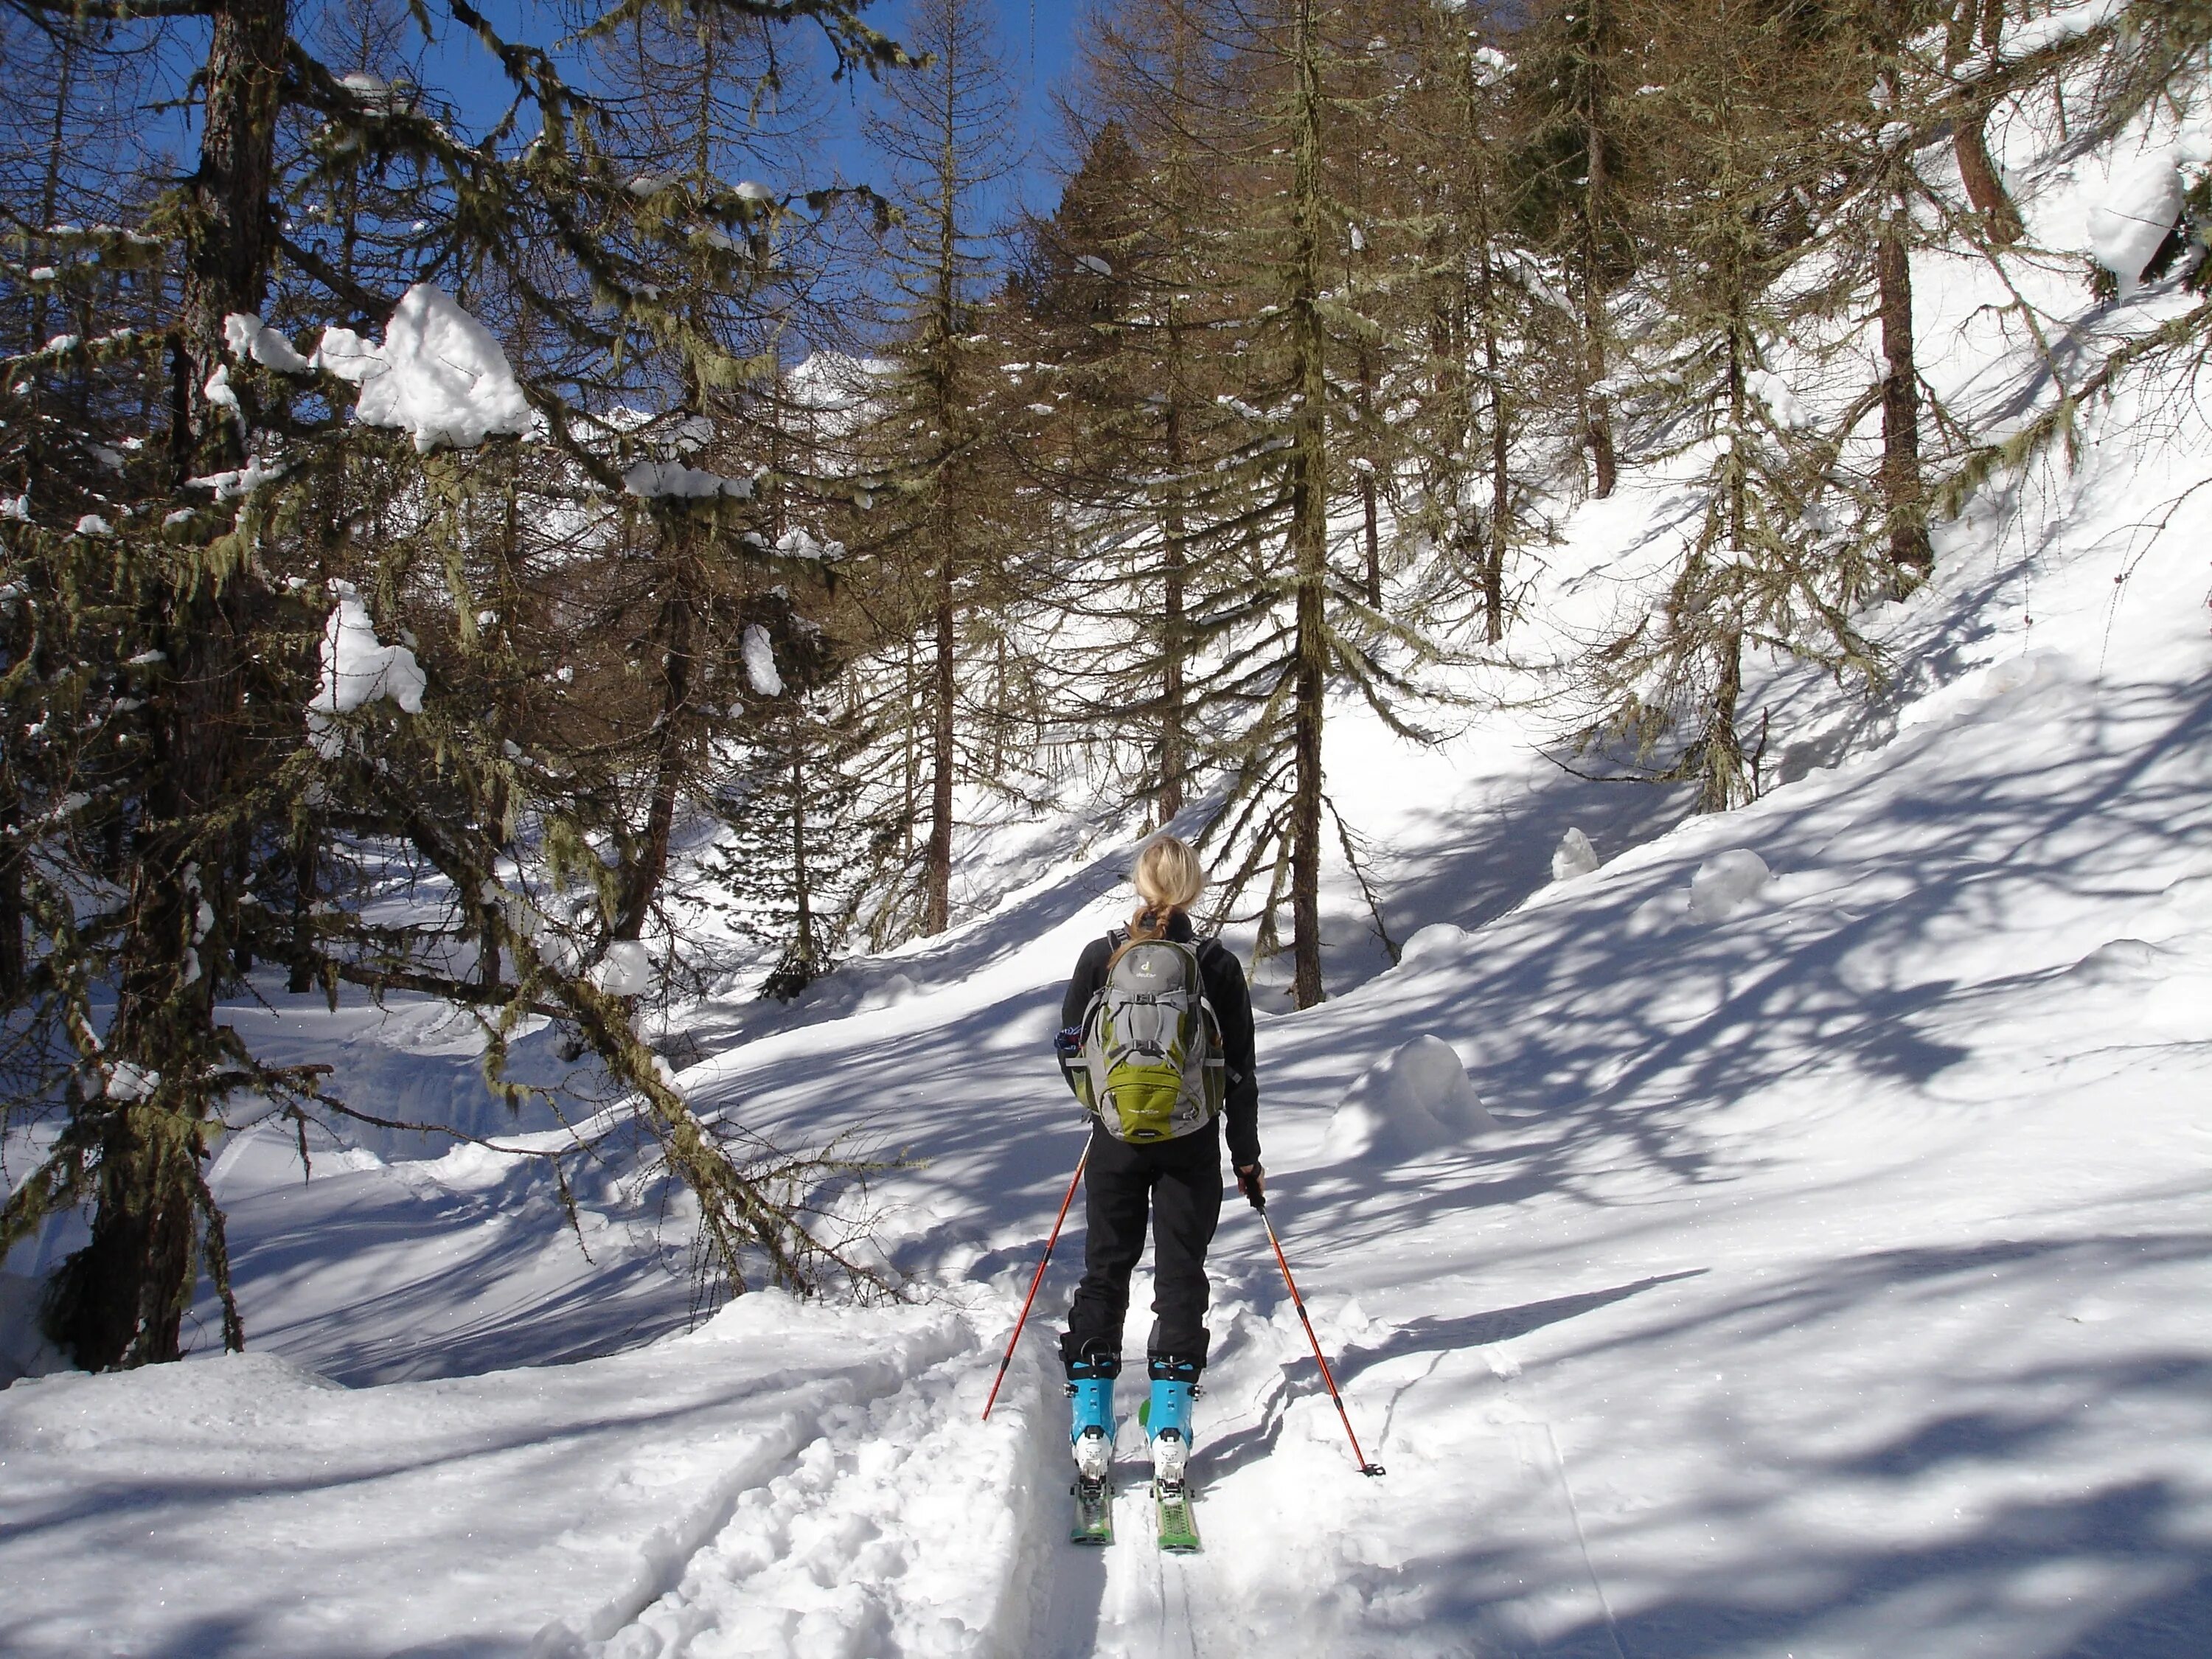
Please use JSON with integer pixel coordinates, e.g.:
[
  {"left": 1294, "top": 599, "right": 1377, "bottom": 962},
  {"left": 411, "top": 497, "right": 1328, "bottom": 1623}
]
[
  {"left": 1071, "top": 1472, "right": 1115, "bottom": 1545},
  {"left": 1152, "top": 1478, "right": 1200, "bottom": 1553}
]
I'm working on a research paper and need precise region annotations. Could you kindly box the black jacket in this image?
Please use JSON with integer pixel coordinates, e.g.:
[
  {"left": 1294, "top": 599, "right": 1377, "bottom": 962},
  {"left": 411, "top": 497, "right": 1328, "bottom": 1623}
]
[{"left": 1062, "top": 912, "right": 1261, "bottom": 1169}]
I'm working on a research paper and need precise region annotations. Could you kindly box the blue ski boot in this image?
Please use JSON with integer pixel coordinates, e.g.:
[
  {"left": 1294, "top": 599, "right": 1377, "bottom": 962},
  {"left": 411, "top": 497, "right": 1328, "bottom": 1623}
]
[
  {"left": 1144, "top": 1356, "right": 1199, "bottom": 1486},
  {"left": 1066, "top": 1349, "right": 1119, "bottom": 1545},
  {"left": 1069, "top": 1374, "right": 1115, "bottom": 1481}
]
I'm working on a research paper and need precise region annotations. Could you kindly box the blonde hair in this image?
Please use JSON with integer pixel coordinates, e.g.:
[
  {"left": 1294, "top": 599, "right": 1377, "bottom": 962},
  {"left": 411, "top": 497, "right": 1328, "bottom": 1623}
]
[{"left": 1126, "top": 834, "right": 1206, "bottom": 943}]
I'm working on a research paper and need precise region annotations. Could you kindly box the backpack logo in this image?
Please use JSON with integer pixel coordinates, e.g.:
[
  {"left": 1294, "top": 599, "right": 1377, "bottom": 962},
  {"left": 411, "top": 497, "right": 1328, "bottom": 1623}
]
[{"left": 1071, "top": 937, "right": 1226, "bottom": 1143}]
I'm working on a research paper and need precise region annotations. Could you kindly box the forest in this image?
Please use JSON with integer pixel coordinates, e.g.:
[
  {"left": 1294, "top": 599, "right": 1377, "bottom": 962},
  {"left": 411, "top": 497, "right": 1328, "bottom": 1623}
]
[{"left": 1, "top": 0, "right": 2207, "bottom": 1377}]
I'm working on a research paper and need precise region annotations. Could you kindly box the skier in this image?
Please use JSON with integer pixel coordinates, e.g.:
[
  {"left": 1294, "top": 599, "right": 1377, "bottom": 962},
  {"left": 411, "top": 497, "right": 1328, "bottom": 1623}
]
[{"left": 1055, "top": 832, "right": 1262, "bottom": 1537}]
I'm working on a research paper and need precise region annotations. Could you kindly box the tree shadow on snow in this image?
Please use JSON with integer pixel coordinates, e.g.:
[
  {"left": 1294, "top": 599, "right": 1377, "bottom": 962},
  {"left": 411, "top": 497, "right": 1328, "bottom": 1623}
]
[{"left": 1391, "top": 1236, "right": 2212, "bottom": 1658}]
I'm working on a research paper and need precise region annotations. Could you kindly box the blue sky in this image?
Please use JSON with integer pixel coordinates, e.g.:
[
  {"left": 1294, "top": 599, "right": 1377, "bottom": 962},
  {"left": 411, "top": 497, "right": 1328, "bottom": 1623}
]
[{"left": 420, "top": 0, "right": 1082, "bottom": 213}]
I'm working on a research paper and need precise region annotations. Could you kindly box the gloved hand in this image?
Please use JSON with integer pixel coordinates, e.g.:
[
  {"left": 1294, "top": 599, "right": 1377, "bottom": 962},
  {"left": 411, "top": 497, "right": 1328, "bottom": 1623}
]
[
  {"left": 1053, "top": 1025, "right": 1083, "bottom": 1060},
  {"left": 1235, "top": 1162, "right": 1266, "bottom": 1211}
]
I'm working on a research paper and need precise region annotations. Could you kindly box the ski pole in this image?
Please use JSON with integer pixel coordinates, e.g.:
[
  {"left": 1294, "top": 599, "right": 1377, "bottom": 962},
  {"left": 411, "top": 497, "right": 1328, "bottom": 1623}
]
[
  {"left": 981, "top": 1141, "right": 1089, "bottom": 1422},
  {"left": 1256, "top": 1198, "right": 1385, "bottom": 1477}
]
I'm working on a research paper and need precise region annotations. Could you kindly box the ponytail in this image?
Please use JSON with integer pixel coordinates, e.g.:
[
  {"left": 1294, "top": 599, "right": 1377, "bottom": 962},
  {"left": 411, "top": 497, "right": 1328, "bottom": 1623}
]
[{"left": 1106, "top": 835, "right": 1206, "bottom": 971}]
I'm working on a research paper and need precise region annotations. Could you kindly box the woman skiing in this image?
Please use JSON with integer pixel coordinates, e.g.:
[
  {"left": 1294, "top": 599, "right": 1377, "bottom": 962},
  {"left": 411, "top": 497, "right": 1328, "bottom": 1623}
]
[{"left": 1057, "top": 833, "right": 1262, "bottom": 1496}]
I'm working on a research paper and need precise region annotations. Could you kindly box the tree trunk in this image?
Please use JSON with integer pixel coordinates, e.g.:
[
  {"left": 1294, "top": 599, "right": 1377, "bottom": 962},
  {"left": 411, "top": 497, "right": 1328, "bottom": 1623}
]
[
  {"left": 1161, "top": 377, "right": 1189, "bottom": 823},
  {"left": 1877, "top": 215, "right": 1933, "bottom": 583},
  {"left": 1701, "top": 628, "right": 1747, "bottom": 814},
  {"left": 0, "top": 765, "right": 21, "bottom": 998},
  {"left": 53, "top": 0, "right": 287, "bottom": 1371},
  {"left": 790, "top": 740, "right": 816, "bottom": 972},
  {"left": 615, "top": 559, "right": 697, "bottom": 942},
  {"left": 1287, "top": 0, "right": 1328, "bottom": 1011},
  {"left": 1357, "top": 347, "right": 1381, "bottom": 608},
  {"left": 1579, "top": 0, "right": 1618, "bottom": 500},
  {"left": 924, "top": 572, "right": 956, "bottom": 936},
  {"left": 1477, "top": 237, "right": 1509, "bottom": 644},
  {"left": 1954, "top": 114, "right": 2023, "bottom": 248}
]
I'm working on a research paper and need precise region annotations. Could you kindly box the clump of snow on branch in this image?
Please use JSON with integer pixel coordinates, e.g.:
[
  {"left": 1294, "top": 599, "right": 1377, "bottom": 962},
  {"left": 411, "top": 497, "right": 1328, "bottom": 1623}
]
[
  {"left": 223, "top": 312, "right": 313, "bottom": 375},
  {"left": 623, "top": 460, "right": 754, "bottom": 500},
  {"left": 772, "top": 526, "right": 841, "bottom": 560},
  {"left": 742, "top": 625, "right": 782, "bottom": 696},
  {"left": 188, "top": 455, "right": 288, "bottom": 501},
  {"left": 307, "top": 583, "right": 426, "bottom": 757},
  {"left": 1745, "top": 369, "right": 1810, "bottom": 429},
  {"left": 313, "top": 284, "right": 532, "bottom": 453},
  {"left": 590, "top": 941, "right": 655, "bottom": 998}
]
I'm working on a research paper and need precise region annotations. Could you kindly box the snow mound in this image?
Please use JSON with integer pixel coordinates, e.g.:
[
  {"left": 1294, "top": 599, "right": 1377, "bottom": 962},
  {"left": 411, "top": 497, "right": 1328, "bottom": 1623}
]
[
  {"left": 2088, "top": 152, "right": 2184, "bottom": 295},
  {"left": 2065, "top": 937, "right": 2169, "bottom": 985},
  {"left": 1551, "top": 827, "right": 1601, "bottom": 882},
  {"left": 1688, "top": 849, "right": 1771, "bottom": 922},
  {"left": 316, "top": 284, "right": 532, "bottom": 452},
  {"left": 1397, "top": 922, "right": 1471, "bottom": 971},
  {"left": 1986, "top": 649, "right": 2063, "bottom": 696},
  {"left": 1320, "top": 1034, "right": 1497, "bottom": 1161}
]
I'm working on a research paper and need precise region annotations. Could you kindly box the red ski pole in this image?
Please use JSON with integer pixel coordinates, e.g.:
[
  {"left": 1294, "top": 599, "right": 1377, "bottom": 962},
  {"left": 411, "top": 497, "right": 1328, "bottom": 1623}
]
[
  {"left": 1257, "top": 1199, "right": 1385, "bottom": 1476},
  {"left": 981, "top": 1141, "right": 1089, "bottom": 1421}
]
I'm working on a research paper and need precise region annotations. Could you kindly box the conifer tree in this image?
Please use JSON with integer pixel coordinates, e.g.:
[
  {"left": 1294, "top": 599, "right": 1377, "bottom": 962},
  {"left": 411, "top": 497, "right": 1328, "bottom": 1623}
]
[
  {"left": 846, "top": 0, "right": 1032, "bottom": 939},
  {"left": 0, "top": 0, "right": 911, "bottom": 1368}
]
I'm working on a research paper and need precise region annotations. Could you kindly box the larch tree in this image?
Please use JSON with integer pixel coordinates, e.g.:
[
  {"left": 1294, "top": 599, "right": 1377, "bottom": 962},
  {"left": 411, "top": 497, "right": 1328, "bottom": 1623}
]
[
  {"left": 0, "top": 0, "right": 912, "bottom": 1370},
  {"left": 848, "top": 0, "right": 1029, "bottom": 939}
]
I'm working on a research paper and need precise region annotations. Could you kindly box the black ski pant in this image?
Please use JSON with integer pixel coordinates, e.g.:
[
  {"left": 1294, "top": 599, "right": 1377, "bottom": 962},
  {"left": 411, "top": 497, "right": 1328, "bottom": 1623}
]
[{"left": 1060, "top": 1121, "right": 1222, "bottom": 1377}]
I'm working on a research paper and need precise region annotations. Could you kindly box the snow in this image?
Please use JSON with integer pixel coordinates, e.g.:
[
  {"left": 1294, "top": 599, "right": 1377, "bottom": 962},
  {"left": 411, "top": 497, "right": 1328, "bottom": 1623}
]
[
  {"left": 223, "top": 310, "right": 313, "bottom": 374},
  {"left": 591, "top": 940, "right": 655, "bottom": 998},
  {"left": 1318, "top": 1034, "right": 1497, "bottom": 1160},
  {"left": 771, "top": 526, "right": 841, "bottom": 560},
  {"left": 742, "top": 624, "right": 783, "bottom": 697},
  {"left": 1551, "top": 826, "right": 1600, "bottom": 882},
  {"left": 100, "top": 1060, "right": 157, "bottom": 1100},
  {"left": 623, "top": 459, "right": 753, "bottom": 499},
  {"left": 1686, "top": 846, "right": 1771, "bottom": 922},
  {"left": 8, "top": 52, "right": 2212, "bottom": 1659},
  {"left": 188, "top": 454, "right": 288, "bottom": 501},
  {"left": 1074, "top": 253, "right": 1112, "bottom": 277},
  {"left": 202, "top": 363, "right": 239, "bottom": 411},
  {"left": 70, "top": 513, "right": 110, "bottom": 537},
  {"left": 316, "top": 283, "right": 533, "bottom": 452},
  {"left": 1745, "top": 366, "right": 1810, "bottom": 428},
  {"left": 306, "top": 586, "right": 426, "bottom": 757},
  {"left": 2088, "top": 151, "right": 2185, "bottom": 294}
]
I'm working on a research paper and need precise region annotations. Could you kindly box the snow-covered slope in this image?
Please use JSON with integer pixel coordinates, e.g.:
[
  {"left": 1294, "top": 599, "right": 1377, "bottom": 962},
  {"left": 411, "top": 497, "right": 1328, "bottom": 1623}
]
[{"left": 7, "top": 116, "right": 2212, "bottom": 1659}]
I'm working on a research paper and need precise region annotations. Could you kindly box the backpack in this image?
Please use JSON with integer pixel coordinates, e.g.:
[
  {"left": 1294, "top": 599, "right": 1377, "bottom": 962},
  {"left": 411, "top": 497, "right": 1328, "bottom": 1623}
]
[{"left": 1068, "top": 933, "right": 1226, "bottom": 1144}]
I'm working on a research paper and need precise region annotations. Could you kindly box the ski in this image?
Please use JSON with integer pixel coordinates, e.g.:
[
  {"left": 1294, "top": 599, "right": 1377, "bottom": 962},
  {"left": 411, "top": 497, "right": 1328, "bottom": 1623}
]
[
  {"left": 1071, "top": 1472, "right": 1115, "bottom": 1545},
  {"left": 1152, "top": 1477, "right": 1200, "bottom": 1553}
]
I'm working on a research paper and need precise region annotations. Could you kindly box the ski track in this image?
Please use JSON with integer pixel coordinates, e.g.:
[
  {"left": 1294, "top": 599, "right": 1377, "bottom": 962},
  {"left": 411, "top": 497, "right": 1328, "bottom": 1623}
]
[{"left": 563, "top": 1307, "right": 1051, "bottom": 1659}]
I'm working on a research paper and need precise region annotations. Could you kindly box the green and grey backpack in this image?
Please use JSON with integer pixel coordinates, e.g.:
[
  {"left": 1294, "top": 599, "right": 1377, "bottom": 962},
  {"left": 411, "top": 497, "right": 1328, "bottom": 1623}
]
[{"left": 1069, "top": 934, "right": 1226, "bottom": 1143}]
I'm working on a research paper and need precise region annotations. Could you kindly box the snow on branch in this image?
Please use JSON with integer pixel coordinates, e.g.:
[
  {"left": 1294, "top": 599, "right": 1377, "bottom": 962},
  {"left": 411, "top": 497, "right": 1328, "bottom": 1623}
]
[
  {"left": 313, "top": 284, "right": 532, "bottom": 453},
  {"left": 306, "top": 585, "right": 426, "bottom": 758}
]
